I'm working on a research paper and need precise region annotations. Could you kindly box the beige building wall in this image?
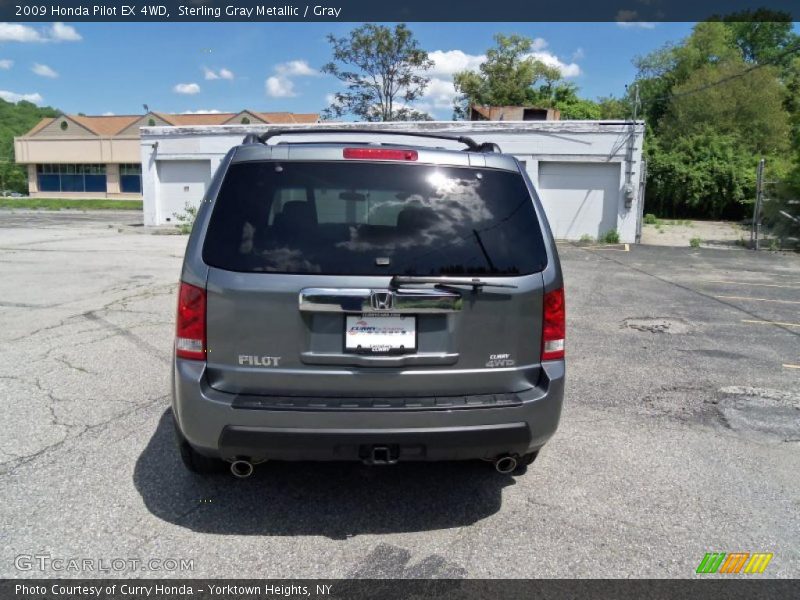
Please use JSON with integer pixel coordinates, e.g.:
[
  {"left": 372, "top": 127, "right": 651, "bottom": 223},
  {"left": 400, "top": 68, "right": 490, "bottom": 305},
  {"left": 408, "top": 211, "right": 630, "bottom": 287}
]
[
  {"left": 14, "top": 137, "right": 140, "bottom": 164},
  {"left": 106, "top": 163, "right": 121, "bottom": 195},
  {"left": 15, "top": 137, "right": 141, "bottom": 198}
]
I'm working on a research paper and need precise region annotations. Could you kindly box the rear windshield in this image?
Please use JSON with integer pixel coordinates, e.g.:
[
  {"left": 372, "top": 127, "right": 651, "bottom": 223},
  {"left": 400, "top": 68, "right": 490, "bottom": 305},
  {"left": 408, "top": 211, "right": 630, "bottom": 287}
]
[{"left": 202, "top": 160, "right": 547, "bottom": 276}]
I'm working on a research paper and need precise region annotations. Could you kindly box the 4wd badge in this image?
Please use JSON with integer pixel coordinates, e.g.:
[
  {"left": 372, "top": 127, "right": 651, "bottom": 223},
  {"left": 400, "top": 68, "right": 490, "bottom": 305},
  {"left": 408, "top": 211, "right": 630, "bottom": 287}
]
[{"left": 486, "top": 353, "right": 515, "bottom": 368}]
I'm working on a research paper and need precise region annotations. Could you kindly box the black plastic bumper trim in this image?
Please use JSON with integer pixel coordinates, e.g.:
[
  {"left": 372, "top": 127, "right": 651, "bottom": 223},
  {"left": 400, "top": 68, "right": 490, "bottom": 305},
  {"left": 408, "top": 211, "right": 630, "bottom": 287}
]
[
  {"left": 230, "top": 392, "right": 524, "bottom": 411},
  {"left": 218, "top": 422, "right": 531, "bottom": 461}
]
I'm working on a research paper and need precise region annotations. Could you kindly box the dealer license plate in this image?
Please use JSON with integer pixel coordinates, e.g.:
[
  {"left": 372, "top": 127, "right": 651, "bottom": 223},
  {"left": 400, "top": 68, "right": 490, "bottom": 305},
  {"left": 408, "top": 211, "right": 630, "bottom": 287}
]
[{"left": 345, "top": 314, "right": 416, "bottom": 353}]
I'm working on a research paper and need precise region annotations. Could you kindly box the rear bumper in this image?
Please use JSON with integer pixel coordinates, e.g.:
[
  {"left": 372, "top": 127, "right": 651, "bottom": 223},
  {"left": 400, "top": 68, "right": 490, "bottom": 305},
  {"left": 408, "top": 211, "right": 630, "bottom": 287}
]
[{"left": 172, "top": 359, "right": 564, "bottom": 462}]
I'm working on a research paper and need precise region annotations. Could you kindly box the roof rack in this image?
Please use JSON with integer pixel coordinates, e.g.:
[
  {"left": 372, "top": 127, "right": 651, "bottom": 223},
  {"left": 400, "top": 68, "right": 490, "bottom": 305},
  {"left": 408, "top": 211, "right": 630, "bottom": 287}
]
[{"left": 241, "top": 128, "right": 501, "bottom": 153}]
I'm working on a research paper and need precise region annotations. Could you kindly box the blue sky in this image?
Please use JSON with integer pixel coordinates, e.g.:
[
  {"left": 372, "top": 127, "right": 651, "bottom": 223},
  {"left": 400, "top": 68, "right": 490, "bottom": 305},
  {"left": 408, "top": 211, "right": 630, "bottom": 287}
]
[{"left": 0, "top": 21, "right": 697, "bottom": 117}]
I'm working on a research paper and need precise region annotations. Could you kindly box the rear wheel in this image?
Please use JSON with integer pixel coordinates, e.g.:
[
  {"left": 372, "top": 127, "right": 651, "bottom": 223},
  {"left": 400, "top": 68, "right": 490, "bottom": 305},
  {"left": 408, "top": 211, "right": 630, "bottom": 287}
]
[{"left": 173, "top": 417, "right": 226, "bottom": 474}]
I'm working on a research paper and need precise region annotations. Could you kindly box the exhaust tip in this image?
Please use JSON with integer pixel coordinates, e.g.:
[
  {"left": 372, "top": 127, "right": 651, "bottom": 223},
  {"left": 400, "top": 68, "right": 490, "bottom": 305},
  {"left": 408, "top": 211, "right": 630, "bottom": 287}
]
[
  {"left": 494, "top": 455, "right": 517, "bottom": 474},
  {"left": 230, "top": 460, "right": 254, "bottom": 478}
]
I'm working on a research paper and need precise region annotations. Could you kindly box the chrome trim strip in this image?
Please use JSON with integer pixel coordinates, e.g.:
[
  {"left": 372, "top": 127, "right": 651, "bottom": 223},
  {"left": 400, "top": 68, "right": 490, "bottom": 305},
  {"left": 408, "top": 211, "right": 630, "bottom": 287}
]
[
  {"left": 299, "top": 352, "right": 459, "bottom": 367},
  {"left": 299, "top": 287, "right": 462, "bottom": 313}
]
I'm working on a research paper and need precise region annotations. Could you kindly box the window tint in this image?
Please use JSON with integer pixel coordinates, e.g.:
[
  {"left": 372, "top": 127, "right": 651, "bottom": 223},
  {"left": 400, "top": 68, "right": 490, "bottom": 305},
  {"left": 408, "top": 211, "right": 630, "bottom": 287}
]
[{"left": 203, "top": 161, "right": 547, "bottom": 276}]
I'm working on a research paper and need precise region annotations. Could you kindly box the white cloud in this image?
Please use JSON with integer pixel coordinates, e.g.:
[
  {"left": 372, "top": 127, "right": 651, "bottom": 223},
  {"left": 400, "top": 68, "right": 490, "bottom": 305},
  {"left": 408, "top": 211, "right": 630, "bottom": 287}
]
[
  {"left": 572, "top": 47, "right": 585, "bottom": 61},
  {"left": 173, "top": 82, "right": 201, "bottom": 95},
  {"left": 32, "top": 63, "right": 58, "bottom": 78},
  {"left": 204, "top": 67, "right": 234, "bottom": 80},
  {"left": 427, "top": 50, "right": 485, "bottom": 78},
  {"left": 181, "top": 109, "right": 223, "bottom": 114},
  {"left": 530, "top": 37, "right": 548, "bottom": 51},
  {"left": 0, "top": 22, "right": 82, "bottom": 43},
  {"left": 0, "top": 59, "right": 12, "bottom": 70},
  {"left": 616, "top": 11, "right": 656, "bottom": 28},
  {"left": 275, "top": 60, "right": 317, "bottom": 77},
  {"left": 102, "top": 111, "right": 115, "bottom": 116},
  {"left": 49, "top": 22, "right": 82, "bottom": 41},
  {"left": 424, "top": 77, "right": 460, "bottom": 110},
  {"left": 0, "top": 23, "right": 43, "bottom": 43},
  {"left": 0, "top": 90, "right": 43, "bottom": 104},
  {"left": 266, "top": 60, "right": 316, "bottom": 98},
  {"left": 266, "top": 76, "right": 295, "bottom": 98}
]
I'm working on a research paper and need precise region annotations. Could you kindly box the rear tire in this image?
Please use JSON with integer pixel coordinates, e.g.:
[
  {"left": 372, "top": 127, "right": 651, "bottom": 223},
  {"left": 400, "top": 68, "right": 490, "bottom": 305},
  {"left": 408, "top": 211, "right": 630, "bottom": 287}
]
[
  {"left": 173, "top": 417, "right": 226, "bottom": 474},
  {"left": 512, "top": 451, "right": 539, "bottom": 476}
]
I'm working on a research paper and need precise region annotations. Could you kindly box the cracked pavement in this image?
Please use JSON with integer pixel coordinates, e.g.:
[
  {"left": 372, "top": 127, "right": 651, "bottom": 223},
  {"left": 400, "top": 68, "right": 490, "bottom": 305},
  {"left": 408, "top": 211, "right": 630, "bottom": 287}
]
[{"left": 0, "top": 210, "right": 798, "bottom": 578}]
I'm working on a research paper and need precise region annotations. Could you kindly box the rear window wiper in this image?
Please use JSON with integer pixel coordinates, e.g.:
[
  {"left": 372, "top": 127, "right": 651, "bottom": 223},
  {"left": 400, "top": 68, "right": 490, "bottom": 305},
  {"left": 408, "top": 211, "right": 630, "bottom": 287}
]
[{"left": 389, "top": 275, "right": 518, "bottom": 291}]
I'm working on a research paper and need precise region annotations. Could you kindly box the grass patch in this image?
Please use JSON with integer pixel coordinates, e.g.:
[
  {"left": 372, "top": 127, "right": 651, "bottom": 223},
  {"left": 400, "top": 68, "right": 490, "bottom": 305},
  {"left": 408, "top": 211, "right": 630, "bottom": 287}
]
[
  {"left": 689, "top": 237, "right": 702, "bottom": 248},
  {"left": 601, "top": 229, "right": 620, "bottom": 244},
  {"left": 0, "top": 198, "right": 142, "bottom": 211}
]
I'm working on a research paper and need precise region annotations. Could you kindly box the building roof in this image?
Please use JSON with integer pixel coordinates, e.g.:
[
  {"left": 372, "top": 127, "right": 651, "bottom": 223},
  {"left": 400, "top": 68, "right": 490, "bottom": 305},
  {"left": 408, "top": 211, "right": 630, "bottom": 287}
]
[
  {"left": 23, "top": 111, "right": 320, "bottom": 137},
  {"left": 71, "top": 114, "right": 140, "bottom": 135}
]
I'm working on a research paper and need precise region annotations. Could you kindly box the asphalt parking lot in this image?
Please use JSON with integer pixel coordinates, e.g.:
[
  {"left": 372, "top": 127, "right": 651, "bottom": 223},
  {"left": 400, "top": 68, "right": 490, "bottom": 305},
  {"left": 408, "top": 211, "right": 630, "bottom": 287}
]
[{"left": 1, "top": 210, "right": 798, "bottom": 578}]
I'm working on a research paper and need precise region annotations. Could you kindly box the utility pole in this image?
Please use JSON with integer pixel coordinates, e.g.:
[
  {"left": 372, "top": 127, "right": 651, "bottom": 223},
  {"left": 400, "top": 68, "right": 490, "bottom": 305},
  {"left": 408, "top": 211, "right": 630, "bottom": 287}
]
[{"left": 751, "top": 158, "right": 766, "bottom": 250}]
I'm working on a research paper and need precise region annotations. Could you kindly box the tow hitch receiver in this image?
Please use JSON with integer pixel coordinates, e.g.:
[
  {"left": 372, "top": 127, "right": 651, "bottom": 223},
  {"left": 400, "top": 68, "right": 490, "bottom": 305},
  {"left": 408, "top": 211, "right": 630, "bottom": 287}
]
[{"left": 362, "top": 445, "right": 399, "bottom": 465}]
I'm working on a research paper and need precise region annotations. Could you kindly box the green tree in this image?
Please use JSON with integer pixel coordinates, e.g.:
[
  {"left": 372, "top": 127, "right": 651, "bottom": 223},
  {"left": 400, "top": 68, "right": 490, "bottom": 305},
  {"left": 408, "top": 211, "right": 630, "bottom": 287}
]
[
  {"left": 452, "top": 34, "right": 595, "bottom": 119},
  {"left": 321, "top": 24, "right": 434, "bottom": 122},
  {"left": 596, "top": 96, "right": 630, "bottom": 119},
  {"left": 0, "top": 99, "right": 59, "bottom": 193},
  {"left": 663, "top": 61, "right": 790, "bottom": 156},
  {"left": 646, "top": 128, "right": 756, "bottom": 218},
  {"left": 633, "top": 18, "right": 798, "bottom": 219},
  {"left": 721, "top": 10, "right": 799, "bottom": 66}
]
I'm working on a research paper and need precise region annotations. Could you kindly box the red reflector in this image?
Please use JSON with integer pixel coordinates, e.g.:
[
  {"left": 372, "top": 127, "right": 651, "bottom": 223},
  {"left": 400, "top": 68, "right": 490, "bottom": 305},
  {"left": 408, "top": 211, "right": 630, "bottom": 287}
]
[
  {"left": 541, "top": 287, "right": 565, "bottom": 361},
  {"left": 175, "top": 282, "right": 206, "bottom": 361},
  {"left": 343, "top": 147, "right": 418, "bottom": 161}
]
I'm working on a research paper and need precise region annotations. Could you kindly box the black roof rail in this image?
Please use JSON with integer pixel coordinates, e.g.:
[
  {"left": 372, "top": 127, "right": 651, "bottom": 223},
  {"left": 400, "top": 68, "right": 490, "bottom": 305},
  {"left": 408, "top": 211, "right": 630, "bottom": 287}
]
[{"left": 242, "top": 128, "right": 496, "bottom": 152}]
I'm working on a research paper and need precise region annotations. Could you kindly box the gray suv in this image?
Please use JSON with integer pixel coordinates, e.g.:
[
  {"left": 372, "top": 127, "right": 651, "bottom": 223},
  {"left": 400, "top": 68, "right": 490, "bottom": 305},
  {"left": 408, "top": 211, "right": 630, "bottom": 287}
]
[{"left": 172, "top": 130, "right": 565, "bottom": 478}]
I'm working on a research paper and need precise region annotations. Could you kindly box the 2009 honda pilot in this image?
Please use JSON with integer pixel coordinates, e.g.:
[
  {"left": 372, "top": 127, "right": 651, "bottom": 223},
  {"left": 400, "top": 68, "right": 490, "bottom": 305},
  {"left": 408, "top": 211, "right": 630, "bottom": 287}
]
[{"left": 172, "top": 130, "right": 565, "bottom": 477}]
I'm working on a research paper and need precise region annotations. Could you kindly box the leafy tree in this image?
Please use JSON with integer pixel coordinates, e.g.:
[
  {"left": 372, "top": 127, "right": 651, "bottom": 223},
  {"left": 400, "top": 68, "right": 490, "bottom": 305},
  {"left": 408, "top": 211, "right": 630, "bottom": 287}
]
[
  {"left": 633, "top": 18, "right": 798, "bottom": 220},
  {"left": 550, "top": 83, "right": 601, "bottom": 119},
  {"left": 663, "top": 61, "right": 790, "bottom": 156},
  {"left": 321, "top": 24, "right": 434, "bottom": 121},
  {"left": 721, "top": 10, "right": 799, "bottom": 66},
  {"left": 596, "top": 96, "right": 630, "bottom": 120},
  {"left": 452, "top": 34, "right": 594, "bottom": 119},
  {"left": 646, "top": 128, "right": 756, "bottom": 219},
  {"left": 0, "top": 99, "right": 59, "bottom": 193}
]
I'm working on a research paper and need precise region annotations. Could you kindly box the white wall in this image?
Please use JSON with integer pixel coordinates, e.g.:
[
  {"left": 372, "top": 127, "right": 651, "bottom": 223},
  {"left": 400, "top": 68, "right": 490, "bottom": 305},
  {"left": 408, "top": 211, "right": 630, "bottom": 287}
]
[{"left": 140, "top": 121, "right": 644, "bottom": 242}]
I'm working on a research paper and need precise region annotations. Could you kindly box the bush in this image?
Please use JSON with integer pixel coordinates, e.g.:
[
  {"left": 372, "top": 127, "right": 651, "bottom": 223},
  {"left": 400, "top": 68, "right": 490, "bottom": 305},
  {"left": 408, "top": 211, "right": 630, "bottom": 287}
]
[
  {"left": 578, "top": 233, "right": 594, "bottom": 243},
  {"left": 601, "top": 229, "right": 620, "bottom": 244},
  {"left": 173, "top": 202, "right": 198, "bottom": 234},
  {"left": 689, "top": 237, "right": 702, "bottom": 248},
  {"left": 644, "top": 213, "right": 658, "bottom": 225}
]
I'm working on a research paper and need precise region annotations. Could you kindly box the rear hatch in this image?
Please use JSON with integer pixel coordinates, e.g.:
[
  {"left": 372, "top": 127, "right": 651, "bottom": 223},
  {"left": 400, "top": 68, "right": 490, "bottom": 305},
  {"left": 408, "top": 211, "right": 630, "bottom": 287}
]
[{"left": 201, "top": 150, "right": 549, "bottom": 399}]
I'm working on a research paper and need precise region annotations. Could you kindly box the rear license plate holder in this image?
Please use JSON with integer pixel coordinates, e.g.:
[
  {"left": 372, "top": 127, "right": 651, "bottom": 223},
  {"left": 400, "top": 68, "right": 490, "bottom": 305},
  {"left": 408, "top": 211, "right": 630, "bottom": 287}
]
[{"left": 345, "top": 314, "right": 416, "bottom": 354}]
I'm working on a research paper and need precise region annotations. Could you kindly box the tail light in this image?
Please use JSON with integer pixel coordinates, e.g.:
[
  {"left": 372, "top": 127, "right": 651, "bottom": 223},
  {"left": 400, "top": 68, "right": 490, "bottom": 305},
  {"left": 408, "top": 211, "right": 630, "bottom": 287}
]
[
  {"left": 175, "top": 282, "right": 206, "bottom": 360},
  {"left": 343, "top": 147, "right": 418, "bottom": 161},
  {"left": 541, "top": 287, "right": 565, "bottom": 361}
]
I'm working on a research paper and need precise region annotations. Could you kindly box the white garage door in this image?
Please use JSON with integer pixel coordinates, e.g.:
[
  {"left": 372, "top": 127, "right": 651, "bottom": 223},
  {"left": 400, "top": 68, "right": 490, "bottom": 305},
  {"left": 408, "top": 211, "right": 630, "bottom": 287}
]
[
  {"left": 157, "top": 160, "right": 211, "bottom": 224},
  {"left": 537, "top": 162, "right": 621, "bottom": 240}
]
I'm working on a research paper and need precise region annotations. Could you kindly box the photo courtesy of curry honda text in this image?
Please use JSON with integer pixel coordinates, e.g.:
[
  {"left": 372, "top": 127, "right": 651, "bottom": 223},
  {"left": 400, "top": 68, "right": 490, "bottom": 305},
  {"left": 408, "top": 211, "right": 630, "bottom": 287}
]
[{"left": 172, "top": 130, "right": 566, "bottom": 478}]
